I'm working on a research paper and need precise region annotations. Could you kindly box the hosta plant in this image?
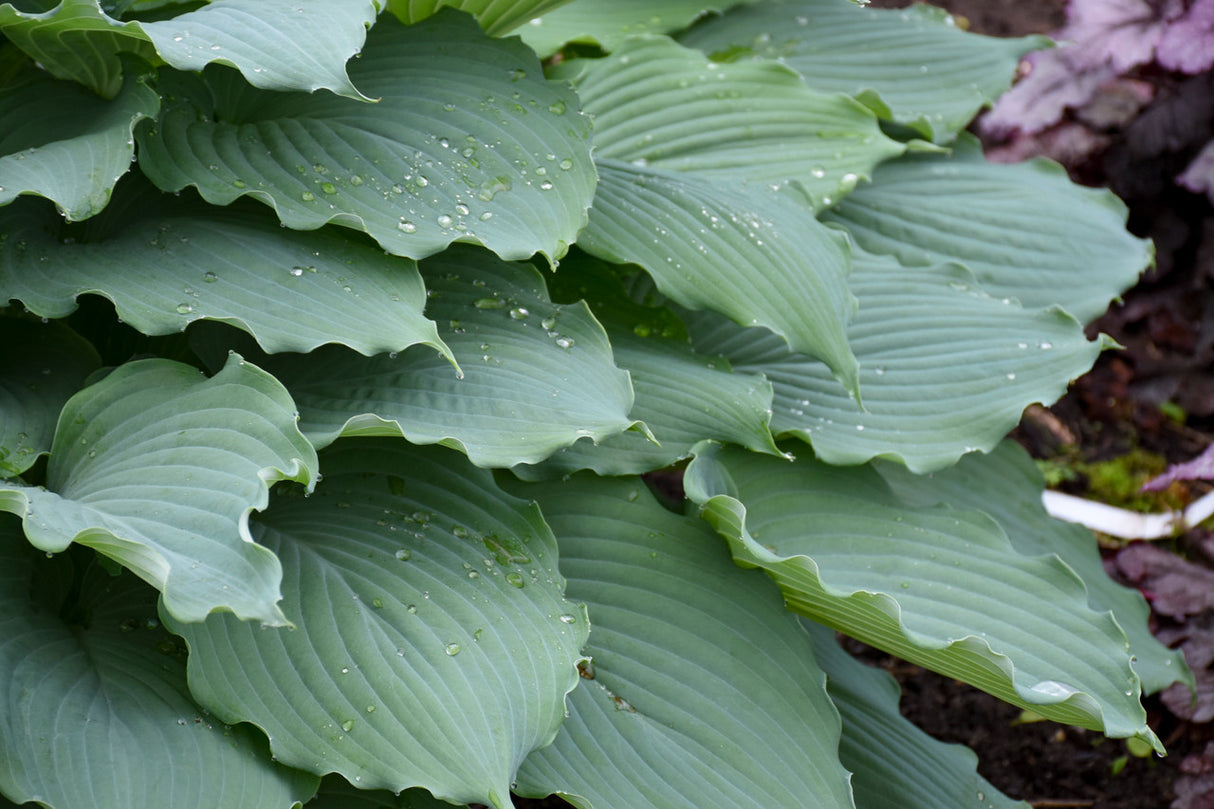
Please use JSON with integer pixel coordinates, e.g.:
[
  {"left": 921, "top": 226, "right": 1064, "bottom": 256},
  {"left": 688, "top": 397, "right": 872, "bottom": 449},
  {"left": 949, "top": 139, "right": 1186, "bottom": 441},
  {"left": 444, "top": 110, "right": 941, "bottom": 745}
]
[{"left": 0, "top": 1, "right": 1190, "bottom": 808}]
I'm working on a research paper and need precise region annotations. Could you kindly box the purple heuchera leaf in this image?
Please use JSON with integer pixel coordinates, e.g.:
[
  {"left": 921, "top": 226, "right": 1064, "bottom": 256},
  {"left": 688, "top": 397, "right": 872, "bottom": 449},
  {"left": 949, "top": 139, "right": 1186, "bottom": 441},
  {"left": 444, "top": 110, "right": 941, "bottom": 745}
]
[
  {"left": 1179, "top": 141, "right": 1214, "bottom": 201},
  {"left": 1115, "top": 541, "right": 1214, "bottom": 618},
  {"left": 1176, "top": 742, "right": 1214, "bottom": 809},
  {"left": 1143, "top": 442, "right": 1214, "bottom": 490},
  {"left": 1159, "top": 617, "right": 1214, "bottom": 721},
  {"left": 1159, "top": 0, "right": 1214, "bottom": 73},
  {"left": 1063, "top": 0, "right": 1184, "bottom": 72},
  {"left": 981, "top": 48, "right": 1115, "bottom": 136}
]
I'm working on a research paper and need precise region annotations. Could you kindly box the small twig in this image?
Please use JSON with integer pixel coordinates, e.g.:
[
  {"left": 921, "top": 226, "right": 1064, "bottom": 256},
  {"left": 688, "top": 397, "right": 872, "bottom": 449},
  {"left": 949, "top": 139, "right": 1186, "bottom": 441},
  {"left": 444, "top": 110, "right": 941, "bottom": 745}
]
[{"left": 1042, "top": 489, "right": 1214, "bottom": 540}]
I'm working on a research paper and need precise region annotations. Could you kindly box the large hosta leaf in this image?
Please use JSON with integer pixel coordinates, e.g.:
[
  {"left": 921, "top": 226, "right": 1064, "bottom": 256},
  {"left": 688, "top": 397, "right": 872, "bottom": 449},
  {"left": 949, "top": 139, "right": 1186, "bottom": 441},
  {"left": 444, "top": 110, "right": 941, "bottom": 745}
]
[
  {"left": 876, "top": 440, "right": 1190, "bottom": 697},
  {"left": 686, "top": 250, "right": 1106, "bottom": 472},
  {"left": 0, "top": 62, "right": 157, "bottom": 219},
  {"left": 515, "top": 255, "right": 779, "bottom": 478},
  {"left": 137, "top": 11, "right": 595, "bottom": 264},
  {"left": 583, "top": 160, "right": 859, "bottom": 396},
  {"left": 0, "top": 318, "right": 100, "bottom": 478},
  {"left": 823, "top": 135, "right": 1151, "bottom": 324},
  {"left": 684, "top": 444, "right": 1159, "bottom": 751},
  {"left": 517, "top": 0, "right": 762, "bottom": 57},
  {"left": 564, "top": 35, "right": 903, "bottom": 208},
  {"left": 197, "top": 246, "right": 635, "bottom": 468},
  {"left": 0, "top": 522, "right": 319, "bottom": 809},
  {"left": 508, "top": 474, "right": 854, "bottom": 809},
  {"left": 167, "top": 440, "right": 587, "bottom": 809},
  {"left": 679, "top": 0, "right": 1045, "bottom": 143},
  {"left": 0, "top": 355, "right": 317, "bottom": 625},
  {"left": 803, "top": 620, "right": 1025, "bottom": 809},
  {"left": 0, "top": 0, "right": 380, "bottom": 99},
  {"left": 388, "top": 0, "right": 570, "bottom": 35},
  {"left": 0, "top": 181, "right": 450, "bottom": 358}
]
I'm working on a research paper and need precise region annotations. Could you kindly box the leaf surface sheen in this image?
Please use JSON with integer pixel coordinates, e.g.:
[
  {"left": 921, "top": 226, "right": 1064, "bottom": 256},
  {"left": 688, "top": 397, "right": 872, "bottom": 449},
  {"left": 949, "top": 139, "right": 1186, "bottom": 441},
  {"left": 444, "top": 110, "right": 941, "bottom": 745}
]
[
  {"left": 823, "top": 135, "right": 1151, "bottom": 324},
  {"left": 583, "top": 159, "right": 859, "bottom": 397},
  {"left": 0, "top": 0, "right": 380, "bottom": 99},
  {"left": 0, "top": 319, "right": 100, "bottom": 478},
  {"left": 0, "top": 183, "right": 450, "bottom": 359},
  {"left": 168, "top": 439, "right": 586, "bottom": 809},
  {"left": 678, "top": 0, "right": 1045, "bottom": 143},
  {"left": 0, "top": 62, "right": 157, "bottom": 219},
  {"left": 566, "top": 35, "right": 904, "bottom": 209},
  {"left": 0, "top": 523, "right": 319, "bottom": 809},
  {"left": 684, "top": 443, "right": 1160, "bottom": 752},
  {"left": 0, "top": 355, "right": 318, "bottom": 626},
  {"left": 507, "top": 474, "right": 854, "bottom": 809},
  {"left": 685, "top": 249, "right": 1105, "bottom": 473},
  {"left": 195, "top": 245, "right": 635, "bottom": 469},
  {"left": 137, "top": 10, "right": 596, "bottom": 264}
]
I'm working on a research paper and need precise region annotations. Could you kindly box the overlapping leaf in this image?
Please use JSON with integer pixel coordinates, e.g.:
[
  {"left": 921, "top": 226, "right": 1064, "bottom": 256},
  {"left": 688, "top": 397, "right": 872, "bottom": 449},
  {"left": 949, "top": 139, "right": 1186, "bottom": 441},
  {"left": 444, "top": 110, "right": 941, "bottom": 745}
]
[
  {"left": 516, "top": 0, "right": 762, "bottom": 56},
  {"left": 0, "top": 319, "right": 100, "bottom": 478},
  {"left": 0, "top": 355, "right": 317, "bottom": 625},
  {"left": 388, "top": 0, "right": 570, "bottom": 35},
  {"left": 515, "top": 255, "right": 779, "bottom": 478},
  {"left": 193, "top": 246, "right": 635, "bottom": 468},
  {"left": 168, "top": 440, "right": 587, "bottom": 809},
  {"left": 0, "top": 523, "right": 319, "bottom": 809},
  {"left": 508, "top": 474, "right": 854, "bottom": 809},
  {"left": 685, "top": 443, "right": 1159, "bottom": 751},
  {"left": 583, "top": 160, "right": 859, "bottom": 396},
  {"left": 803, "top": 620, "right": 1026, "bottom": 809},
  {"left": 685, "top": 249, "right": 1105, "bottom": 472},
  {"left": 137, "top": 11, "right": 595, "bottom": 264},
  {"left": 823, "top": 135, "right": 1151, "bottom": 323},
  {"left": 679, "top": 0, "right": 1046, "bottom": 143},
  {"left": 0, "top": 181, "right": 449, "bottom": 358},
  {"left": 0, "top": 0, "right": 380, "bottom": 99},
  {"left": 563, "top": 35, "right": 903, "bottom": 207},
  {"left": 0, "top": 62, "right": 157, "bottom": 219},
  {"left": 876, "top": 440, "right": 1190, "bottom": 696}
]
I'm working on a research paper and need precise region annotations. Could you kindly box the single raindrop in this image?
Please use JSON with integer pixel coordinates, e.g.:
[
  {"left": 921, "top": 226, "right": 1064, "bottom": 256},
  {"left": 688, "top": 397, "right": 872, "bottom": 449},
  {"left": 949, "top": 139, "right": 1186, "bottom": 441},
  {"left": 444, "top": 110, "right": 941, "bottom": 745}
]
[
  {"left": 479, "top": 211, "right": 493, "bottom": 221},
  {"left": 176, "top": 303, "right": 194, "bottom": 314},
  {"left": 232, "top": 179, "right": 246, "bottom": 188},
  {"left": 559, "top": 158, "right": 574, "bottom": 170},
  {"left": 445, "top": 643, "right": 462, "bottom": 656},
  {"left": 203, "top": 272, "right": 218, "bottom": 283},
  {"left": 321, "top": 182, "right": 337, "bottom": 194},
  {"left": 506, "top": 572, "right": 525, "bottom": 588},
  {"left": 301, "top": 191, "right": 315, "bottom": 202},
  {"left": 341, "top": 719, "right": 354, "bottom": 732},
  {"left": 548, "top": 100, "right": 566, "bottom": 115},
  {"left": 475, "top": 297, "right": 506, "bottom": 310},
  {"left": 407, "top": 604, "right": 418, "bottom": 614},
  {"left": 288, "top": 267, "right": 304, "bottom": 277},
  {"left": 510, "top": 307, "right": 530, "bottom": 320},
  {"left": 398, "top": 219, "right": 417, "bottom": 233},
  {"left": 395, "top": 548, "right": 412, "bottom": 561},
  {"left": 365, "top": 705, "right": 376, "bottom": 713},
  {"left": 539, "top": 180, "right": 554, "bottom": 191},
  {"left": 559, "top": 614, "right": 576, "bottom": 624},
  {"left": 555, "top": 336, "right": 574, "bottom": 349},
  {"left": 349, "top": 174, "right": 364, "bottom": 186},
  {"left": 437, "top": 214, "right": 454, "bottom": 228}
]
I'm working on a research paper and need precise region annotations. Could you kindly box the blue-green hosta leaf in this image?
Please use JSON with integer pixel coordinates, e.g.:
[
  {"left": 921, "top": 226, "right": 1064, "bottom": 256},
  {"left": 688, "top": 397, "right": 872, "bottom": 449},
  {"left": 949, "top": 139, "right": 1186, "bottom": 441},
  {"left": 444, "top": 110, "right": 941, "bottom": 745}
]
[
  {"left": 0, "top": 0, "right": 380, "bottom": 99},
  {"left": 507, "top": 474, "right": 854, "bottom": 809},
  {"left": 0, "top": 355, "right": 318, "bottom": 625},
  {"left": 516, "top": 0, "right": 761, "bottom": 57},
  {"left": 0, "top": 62, "right": 157, "bottom": 219},
  {"left": 194, "top": 245, "right": 635, "bottom": 468},
  {"left": 803, "top": 620, "right": 1026, "bottom": 809},
  {"left": 0, "top": 524, "right": 320, "bottom": 809},
  {"left": 137, "top": 11, "right": 595, "bottom": 265},
  {"left": 0, "top": 318, "right": 100, "bottom": 478},
  {"left": 565, "top": 35, "right": 903, "bottom": 209},
  {"left": 823, "top": 135, "right": 1152, "bottom": 324},
  {"left": 875, "top": 440, "right": 1190, "bottom": 697},
  {"left": 0, "top": 182, "right": 450, "bottom": 358},
  {"left": 307, "top": 777, "right": 462, "bottom": 809},
  {"left": 515, "top": 254, "right": 779, "bottom": 479},
  {"left": 679, "top": 0, "right": 1046, "bottom": 143},
  {"left": 584, "top": 160, "right": 859, "bottom": 396},
  {"left": 167, "top": 440, "right": 587, "bottom": 809},
  {"left": 686, "top": 250, "right": 1106, "bottom": 473},
  {"left": 387, "top": 0, "right": 570, "bottom": 35},
  {"left": 684, "top": 444, "right": 1160, "bottom": 752}
]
